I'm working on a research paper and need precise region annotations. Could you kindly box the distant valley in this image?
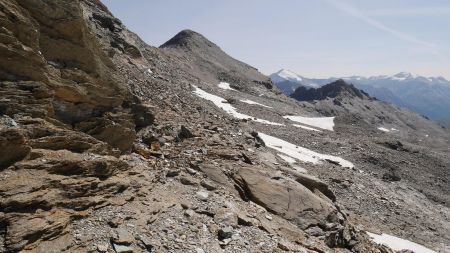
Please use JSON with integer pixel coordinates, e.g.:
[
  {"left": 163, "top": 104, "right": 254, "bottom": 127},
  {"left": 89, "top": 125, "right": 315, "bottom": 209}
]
[{"left": 271, "top": 69, "right": 450, "bottom": 128}]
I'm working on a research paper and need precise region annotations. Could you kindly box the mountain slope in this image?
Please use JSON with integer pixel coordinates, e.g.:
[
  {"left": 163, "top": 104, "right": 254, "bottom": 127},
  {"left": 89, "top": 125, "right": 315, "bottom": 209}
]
[
  {"left": 0, "top": 1, "right": 383, "bottom": 252},
  {"left": 271, "top": 69, "right": 450, "bottom": 124},
  {"left": 290, "top": 79, "right": 448, "bottom": 143},
  {"left": 160, "top": 29, "right": 273, "bottom": 91},
  {"left": 0, "top": 1, "right": 449, "bottom": 253}
]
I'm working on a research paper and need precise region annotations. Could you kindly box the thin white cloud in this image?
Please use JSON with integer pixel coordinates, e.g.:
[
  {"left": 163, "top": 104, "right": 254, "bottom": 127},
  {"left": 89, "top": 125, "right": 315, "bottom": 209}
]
[
  {"left": 321, "top": 0, "right": 450, "bottom": 78},
  {"left": 367, "top": 7, "right": 450, "bottom": 17},
  {"left": 321, "top": 0, "right": 436, "bottom": 48}
]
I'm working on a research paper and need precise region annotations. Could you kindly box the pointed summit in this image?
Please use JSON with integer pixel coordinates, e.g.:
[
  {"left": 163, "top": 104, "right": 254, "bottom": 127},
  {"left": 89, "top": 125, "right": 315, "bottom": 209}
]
[
  {"left": 159, "top": 29, "right": 270, "bottom": 88},
  {"left": 160, "top": 29, "right": 217, "bottom": 49},
  {"left": 270, "top": 69, "right": 303, "bottom": 83}
]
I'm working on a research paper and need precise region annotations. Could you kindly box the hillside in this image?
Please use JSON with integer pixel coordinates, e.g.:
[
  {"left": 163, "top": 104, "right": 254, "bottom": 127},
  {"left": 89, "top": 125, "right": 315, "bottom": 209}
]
[{"left": 0, "top": 1, "right": 449, "bottom": 253}]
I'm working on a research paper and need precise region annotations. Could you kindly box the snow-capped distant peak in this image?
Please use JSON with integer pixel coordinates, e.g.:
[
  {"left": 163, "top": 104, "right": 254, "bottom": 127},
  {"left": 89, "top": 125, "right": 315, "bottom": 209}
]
[
  {"left": 389, "top": 72, "right": 417, "bottom": 81},
  {"left": 270, "top": 69, "right": 303, "bottom": 83}
]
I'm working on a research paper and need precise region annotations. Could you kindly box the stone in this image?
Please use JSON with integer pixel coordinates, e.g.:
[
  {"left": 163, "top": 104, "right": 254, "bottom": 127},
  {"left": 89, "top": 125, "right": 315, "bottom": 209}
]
[
  {"left": 201, "top": 180, "right": 218, "bottom": 191},
  {"left": 113, "top": 229, "right": 134, "bottom": 245},
  {"left": 108, "top": 217, "right": 123, "bottom": 228},
  {"left": 218, "top": 226, "right": 233, "bottom": 240},
  {"left": 232, "top": 166, "right": 337, "bottom": 229},
  {"left": 198, "top": 164, "right": 232, "bottom": 188},
  {"left": 382, "top": 170, "right": 401, "bottom": 182},
  {"left": 131, "top": 102, "right": 155, "bottom": 128},
  {"left": 280, "top": 168, "right": 336, "bottom": 202},
  {"left": 305, "top": 226, "right": 324, "bottom": 236},
  {"left": 0, "top": 115, "right": 17, "bottom": 127},
  {"left": 237, "top": 213, "right": 259, "bottom": 227},
  {"left": 195, "top": 248, "right": 205, "bottom": 253},
  {"left": 180, "top": 176, "right": 198, "bottom": 185},
  {"left": 277, "top": 239, "right": 294, "bottom": 251},
  {"left": 97, "top": 244, "right": 108, "bottom": 252},
  {"left": 214, "top": 209, "right": 238, "bottom": 227},
  {"left": 185, "top": 167, "right": 197, "bottom": 175},
  {"left": 196, "top": 191, "right": 209, "bottom": 201},
  {"left": 113, "top": 244, "right": 134, "bottom": 253},
  {"left": 90, "top": 121, "right": 136, "bottom": 153},
  {"left": 139, "top": 235, "right": 154, "bottom": 251},
  {"left": 177, "top": 125, "right": 194, "bottom": 140},
  {"left": 184, "top": 209, "right": 195, "bottom": 217},
  {"left": 166, "top": 169, "right": 180, "bottom": 177}
]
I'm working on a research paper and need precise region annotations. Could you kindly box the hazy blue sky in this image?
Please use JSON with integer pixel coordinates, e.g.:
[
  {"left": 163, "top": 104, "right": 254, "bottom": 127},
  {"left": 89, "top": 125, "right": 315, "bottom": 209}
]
[{"left": 103, "top": 0, "right": 450, "bottom": 78}]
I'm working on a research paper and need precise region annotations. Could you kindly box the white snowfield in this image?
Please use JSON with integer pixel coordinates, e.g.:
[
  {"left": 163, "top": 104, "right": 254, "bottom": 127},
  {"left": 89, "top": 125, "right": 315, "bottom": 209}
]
[
  {"left": 292, "top": 124, "right": 322, "bottom": 132},
  {"left": 258, "top": 132, "right": 354, "bottom": 168},
  {"left": 193, "top": 86, "right": 283, "bottom": 126},
  {"left": 367, "top": 232, "right": 437, "bottom": 253},
  {"left": 217, "top": 82, "right": 237, "bottom": 91},
  {"left": 284, "top": 115, "right": 335, "bottom": 131},
  {"left": 240, "top": 99, "right": 272, "bottom": 108}
]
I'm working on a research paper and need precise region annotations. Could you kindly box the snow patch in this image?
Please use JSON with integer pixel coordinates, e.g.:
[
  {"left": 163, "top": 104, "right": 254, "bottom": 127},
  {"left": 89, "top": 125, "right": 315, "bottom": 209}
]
[
  {"left": 193, "top": 86, "right": 283, "bottom": 126},
  {"left": 217, "top": 82, "right": 237, "bottom": 91},
  {"left": 240, "top": 99, "right": 272, "bottom": 108},
  {"left": 258, "top": 132, "right": 354, "bottom": 168},
  {"left": 378, "top": 127, "right": 390, "bottom": 132},
  {"left": 367, "top": 232, "right": 436, "bottom": 253},
  {"left": 378, "top": 127, "right": 399, "bottom": 133},
  {"left": 284, "top": 116, "right": 335, "bottom": 131},
  {"left": 292, "top": 124, "right": 322, "bottom": 132},
  {"left": 277, "top": 154, "right": 296, "bottom": 164},
  {"left": 144, "top": 68, "right": 153, "bottom": 77}
]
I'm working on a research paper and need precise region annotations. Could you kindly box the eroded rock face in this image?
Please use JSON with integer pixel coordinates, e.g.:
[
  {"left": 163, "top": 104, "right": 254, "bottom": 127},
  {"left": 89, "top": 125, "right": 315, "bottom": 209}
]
[{"left": 0, "top": 0, "right": 149, "bottom": 251}]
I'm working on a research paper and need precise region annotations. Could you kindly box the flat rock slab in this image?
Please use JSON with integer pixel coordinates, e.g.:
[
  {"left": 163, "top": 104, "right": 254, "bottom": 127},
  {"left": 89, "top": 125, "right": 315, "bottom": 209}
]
[{"left": 233, "top": 166, "right": 338, "bottom": 229}]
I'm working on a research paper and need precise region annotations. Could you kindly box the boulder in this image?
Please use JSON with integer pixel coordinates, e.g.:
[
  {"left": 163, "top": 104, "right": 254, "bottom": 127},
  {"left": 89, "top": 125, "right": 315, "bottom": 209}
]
[
  {"left": 131, "top": 102, "right": 155, "bottom": 128},
  {"left": 279, "top": 167, "right": 336, "bottom": 202},
  {"left": 177, "top": 125, "right": 194, "bottom": 140},
  {"left": 233, "top": 166, "right": 338, "bottom": 229}
]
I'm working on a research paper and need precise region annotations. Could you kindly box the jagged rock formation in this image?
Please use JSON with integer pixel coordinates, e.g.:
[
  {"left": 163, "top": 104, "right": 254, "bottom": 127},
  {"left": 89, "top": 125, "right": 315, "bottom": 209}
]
[
  {"left": 291, "top": 79, "right": 371, "bottom": 101},
  {"left": 0, "top": 0, "right": 449, "bottom": 253}
]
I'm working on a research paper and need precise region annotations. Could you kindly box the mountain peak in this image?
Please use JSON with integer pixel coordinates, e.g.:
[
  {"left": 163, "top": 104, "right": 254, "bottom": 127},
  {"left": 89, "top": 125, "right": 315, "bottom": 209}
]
[
  {"left": 291, "top": 79, "right": 371, "bottom": 101},
  {"left": 270, "top": 69, "right": 303, "bottom": 83},
  {"left": 160, "top": 29, "right": 216, "bottom": 49},
  {"left": 390, "top": 72, "right": 418, "bottom": 81}
]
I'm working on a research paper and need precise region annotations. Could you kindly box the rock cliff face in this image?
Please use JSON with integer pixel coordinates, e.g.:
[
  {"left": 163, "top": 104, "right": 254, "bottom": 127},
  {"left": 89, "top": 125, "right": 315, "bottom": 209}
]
[
  {"left": 0, "top": 0, "right": 156, "bottom": 251},
  {"left": 0, "top": 1, "right": 449, "bottom": 253}
]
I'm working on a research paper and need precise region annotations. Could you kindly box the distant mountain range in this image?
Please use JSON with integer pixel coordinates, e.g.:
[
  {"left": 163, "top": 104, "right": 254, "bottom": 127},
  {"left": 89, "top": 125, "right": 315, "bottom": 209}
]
[{"left": 270, "top": 69, "right": 450, "bottom": 127}]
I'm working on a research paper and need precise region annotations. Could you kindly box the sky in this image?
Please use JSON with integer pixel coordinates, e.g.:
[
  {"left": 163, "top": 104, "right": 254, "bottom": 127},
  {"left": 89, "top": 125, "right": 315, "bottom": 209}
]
[{"left": 102, "top": 0, "right": 450, "bottom": 79}]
